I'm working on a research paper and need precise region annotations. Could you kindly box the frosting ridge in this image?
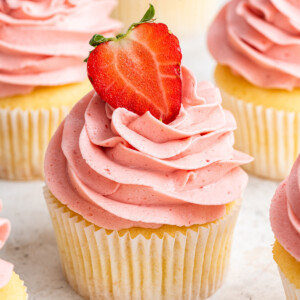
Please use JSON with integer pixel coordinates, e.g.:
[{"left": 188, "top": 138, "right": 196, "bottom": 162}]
[
  {"left": 45, "top": 66, "right": 252, "bottom": 230},
  {"left": 0, "top": 0, "right": 121, "bottom": 97},
  {"left": 207, "top": 0, "right": 300, "bottom": 90},
  {"left": 271, "top": 155, "right": 300, "bottom": 261}
]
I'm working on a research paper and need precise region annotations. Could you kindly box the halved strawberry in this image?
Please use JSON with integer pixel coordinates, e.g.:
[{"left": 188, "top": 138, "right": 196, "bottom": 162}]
[{"left": 86, "top": 5, "right": 182, "bottom": 124}]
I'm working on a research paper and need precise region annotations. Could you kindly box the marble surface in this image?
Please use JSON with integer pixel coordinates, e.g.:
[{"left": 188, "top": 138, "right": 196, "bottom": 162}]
[{"left": 0, "top": 20, "right": 287, "bottom": 300}]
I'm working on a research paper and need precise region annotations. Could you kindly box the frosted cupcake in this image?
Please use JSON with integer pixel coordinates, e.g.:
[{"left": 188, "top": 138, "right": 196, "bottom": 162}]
[
  {"left": 0, "top": 202, "right": 27, "bottom": 299},
  {"left": 112, "top": 0, "right": 218, "bottom": 38},
  {"left": 270, "top": 155, "right": 300, "bottom": 299},
  {"left": 44, "top": 6, "right": 252, "bottom": 299},
  {"left": 0, "top": 0, "right": 121, "bottom": 180},
  {"left": 208, "top": 0, "right": 300, "bottom": 180}
]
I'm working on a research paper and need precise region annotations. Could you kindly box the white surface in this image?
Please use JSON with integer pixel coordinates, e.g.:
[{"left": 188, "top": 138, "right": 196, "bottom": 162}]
[{"left": 0, "top": 35, "right": 286, "bottom": 300}]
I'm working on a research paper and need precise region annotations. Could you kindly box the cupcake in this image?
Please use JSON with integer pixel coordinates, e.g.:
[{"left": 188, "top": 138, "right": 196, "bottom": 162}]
[
  {"left": 270, "top": 155, "right": 300, "bottom": 299},
  {"left": 112, "top": 0, "right": 218, "bottom": 38},
  {"left": 0, "top": 0, "right": 121, "bottom": 180},
  {"left": 207, "top": 0, "right": 300, "bottom": 180},
  {"left": 44, "top": 5, "right": 252, "bottom": 300},
  {"left": 0, "top": 202, "right": 27, "bottom": 299}
]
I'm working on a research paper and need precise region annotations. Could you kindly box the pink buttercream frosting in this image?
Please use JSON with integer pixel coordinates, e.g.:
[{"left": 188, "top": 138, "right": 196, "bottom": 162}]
[
  {"left": 0, "top": 0, "right": 121, "bottom": 98},
  {"left": 0, "top": 201, "right": 13, "bottom": 289},
  {"left": 270, "top": 154, "right": 300, "bottom": 261},
  {"left": 44, "top": 66, "right": 252, "bottom": 230},
  {"left": 207, "top": 0, "right": 300, "bottom": 90}
]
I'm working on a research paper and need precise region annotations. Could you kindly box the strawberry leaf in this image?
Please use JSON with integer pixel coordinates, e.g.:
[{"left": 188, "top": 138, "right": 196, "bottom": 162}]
[
  {"left": 89, "top": 34, "right": 106, "bottom": 46},
  {"left": 140, "top": 4, "right": 155, "bottom": 23},
  {"left": 85, "top": 3, "right": 156, "bottom": 62}
]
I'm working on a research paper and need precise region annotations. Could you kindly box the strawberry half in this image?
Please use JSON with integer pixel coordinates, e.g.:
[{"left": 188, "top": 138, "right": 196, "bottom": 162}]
[{"left": 86, "top": 4, "right": 182, "bottom": 124}]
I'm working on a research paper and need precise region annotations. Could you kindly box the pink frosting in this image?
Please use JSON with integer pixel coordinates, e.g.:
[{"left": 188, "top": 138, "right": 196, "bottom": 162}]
[
  {"left": 270, "top": 155, "right": 300, "bottom": 261},
  {"left": 45, "top": 66, "right": 252, "bottom": 230},
  {"left": 0, "top": 201, "right": 13, "bottom": 289},
  {"left": 207, "top": 0, "right": 300, "bottom": 90},
  {"left": 0, "top": 0, "right": 121, "bottom": 98}
]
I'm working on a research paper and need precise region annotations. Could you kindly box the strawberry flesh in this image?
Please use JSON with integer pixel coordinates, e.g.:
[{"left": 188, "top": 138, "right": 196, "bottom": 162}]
[{"left": 87, "top": 23, "right": 182, "bottom": 124}]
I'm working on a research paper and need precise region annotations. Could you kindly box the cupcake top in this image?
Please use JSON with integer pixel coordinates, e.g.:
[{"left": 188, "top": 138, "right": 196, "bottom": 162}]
[
  {"left": 207, "top": 0, "right": 300, "bottom": 90},
  {"left": 271, "top": 155, "right": 300, "bottom": 261},
  {"left": 45, "top": 66, "right": 252, "bottom": 230},
  {"left": 45, "top": 5, "right": 252, "bottom": 231},
  {"left": 0, "top": 0, "right": 121, "bottom": 98},
  {"left": 0, "top": 202, "right": 13, "bottom": 289}
]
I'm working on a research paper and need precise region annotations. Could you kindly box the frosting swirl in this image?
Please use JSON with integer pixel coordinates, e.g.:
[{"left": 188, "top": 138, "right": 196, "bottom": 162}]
[
  {"left": 45, "top": 66, "right": 252, "bottom": 230},
  {"left": 270, "top": 154, "right": 300, "bottom": 261},
  {"left": 207, "top": 0, "right": 300, "bottom": 90},
  {"left": 0, "top": 201, "right": 13, "bottom": 289},
  {"left": 0, "top": 0, "right": 121, "bottom": 97}
]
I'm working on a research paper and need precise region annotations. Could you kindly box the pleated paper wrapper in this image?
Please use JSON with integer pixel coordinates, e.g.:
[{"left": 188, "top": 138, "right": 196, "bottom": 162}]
[
  {"left": 112, "top": 0, "right": 218, "bottom": 38},
  {"left": 279, "top": 269, "right": 300, "bottom": 300},
  {"left": 220, "top": 90, "right": 300, "bottom": 181},
  {"left": 0, "top": 272, "right": 28, "bottom": 300},
  {"left": 44, "top": 186, "right": 241, "bottom": 300},
  {"left": 0, "top": 106, "right": 69, "bottom": 180}
]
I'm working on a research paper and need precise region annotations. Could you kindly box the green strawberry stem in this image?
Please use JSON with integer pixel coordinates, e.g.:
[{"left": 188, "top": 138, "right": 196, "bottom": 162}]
[{"left": 84, "top": 4, "right": 155, "bottom": 62}]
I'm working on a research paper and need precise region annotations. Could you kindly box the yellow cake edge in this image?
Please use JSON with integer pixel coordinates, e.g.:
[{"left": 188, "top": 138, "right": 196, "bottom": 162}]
[
  {"left": 273, "top": 240, "right": 300, "bottom": 289},
  {"left": 215, "top": 64, "right": 300, "bottom": 113}
]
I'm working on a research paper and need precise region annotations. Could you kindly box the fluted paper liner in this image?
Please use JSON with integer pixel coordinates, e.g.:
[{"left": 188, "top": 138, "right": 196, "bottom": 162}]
[
  {"left": 112, "top": 0, "right": 218, "bottom": 38},
  {"left": 220, "top": 89, "right": 300, "bottom": 180},
  {"left": 0, "top": 106, "right": 69, "bottom": 180},
  {"left": 279, "top": 268, "right": 300, "bottom": 300},
  {"left": 44, "top": 186, "right": 241, "bottom": 300}
]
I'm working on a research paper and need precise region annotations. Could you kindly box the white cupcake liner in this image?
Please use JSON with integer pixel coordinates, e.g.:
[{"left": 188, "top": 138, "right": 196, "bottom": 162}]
[
  {"left": 0, "top": 106, "right": 69, "bottom": 180},
  {"left": 279, "top": 268, "right": 300, "bottom": 300},
  {"left": 220, "top": 90, "right": 300, "bottom": 180},
  {"left": 44, "top": 186, "right": 241, "bottom": 300},
  {"left": 112, "top": 0, "right": 218, "bottom": 38}
]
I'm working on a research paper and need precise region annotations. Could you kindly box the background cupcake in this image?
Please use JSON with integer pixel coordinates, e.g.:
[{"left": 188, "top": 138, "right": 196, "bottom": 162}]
[
  {"left": 207, "top": 0, "right": 300, "bottom": 180},
  {"left": 0, "top": 0, "right": 121, "bottom": 180},
  {"left": 112, "top": 0, "right": 219, "bottom": 39},
  {"left": 270, "top": 155, "right": 300, "bottom": 299},
  {"left": 0, "top": 202, "right": 27, "bottom": 299}
]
